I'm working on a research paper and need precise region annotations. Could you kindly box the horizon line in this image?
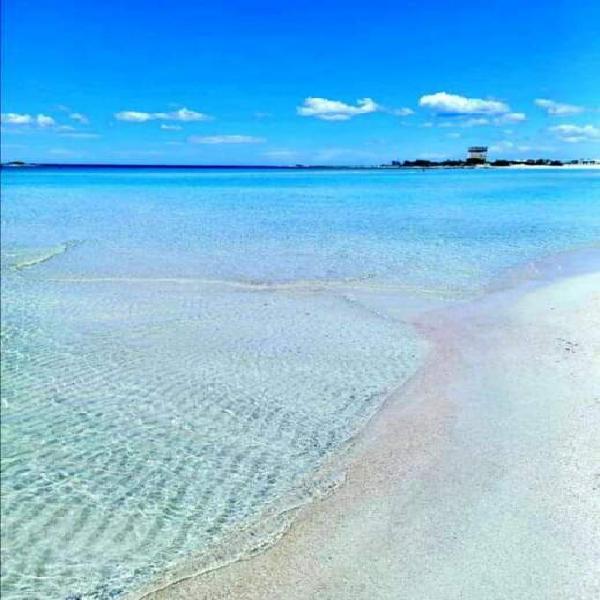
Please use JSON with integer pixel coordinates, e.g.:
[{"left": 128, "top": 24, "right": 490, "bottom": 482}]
[
  {"left": 2, "top": 158, "right": 595, "bottom": 170},
  {"left": 1, "top": 162, "right": 369, "bottom": 170}
]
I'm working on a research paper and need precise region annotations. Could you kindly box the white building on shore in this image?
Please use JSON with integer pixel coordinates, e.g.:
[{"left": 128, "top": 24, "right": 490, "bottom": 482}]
[{"left": 468, "top": 146, "right": 488, "bottom": 162}]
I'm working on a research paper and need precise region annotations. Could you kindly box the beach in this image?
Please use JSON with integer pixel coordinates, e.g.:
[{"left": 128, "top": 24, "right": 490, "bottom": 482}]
[
  {"left": 3, "top": 0, "right": 599, "bottom": 596},
  {"left": 1, "top": 167, "right": 599, "bottom": 599},
  {"left": 140, "top": 251, "right": 600, "bottom": 600},
  {"left": 506, "top": 163, "right": 600, "bottom": 169}
]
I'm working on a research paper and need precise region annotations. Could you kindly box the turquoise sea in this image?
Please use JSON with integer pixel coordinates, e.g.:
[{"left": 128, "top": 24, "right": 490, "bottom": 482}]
[{"left": 1, "top": 167, "right": 599, "bottom": 599}]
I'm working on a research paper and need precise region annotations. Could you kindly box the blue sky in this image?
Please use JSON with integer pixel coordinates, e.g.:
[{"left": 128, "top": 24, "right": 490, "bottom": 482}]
[{"left": 1, "top": 0, "right": 599, "bottom": 164}]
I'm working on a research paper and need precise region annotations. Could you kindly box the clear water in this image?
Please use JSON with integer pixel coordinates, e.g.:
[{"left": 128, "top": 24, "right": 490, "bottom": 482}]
[{"left": 1, "top": 167, "right": 599, "bottom": 599}]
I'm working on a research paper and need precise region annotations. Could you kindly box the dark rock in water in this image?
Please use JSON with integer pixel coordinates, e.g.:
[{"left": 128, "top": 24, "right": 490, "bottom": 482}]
[{"left": 65, "top": 595, "right": 82, "bottom": 600}]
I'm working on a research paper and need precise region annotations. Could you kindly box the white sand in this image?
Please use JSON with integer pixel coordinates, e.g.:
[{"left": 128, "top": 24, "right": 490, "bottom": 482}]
[
  {"left": 506, "top": 163, "right": 600, "bottom": 169},
  {"left": 139, "top": 267, "right": 600, "bottom": 600}
]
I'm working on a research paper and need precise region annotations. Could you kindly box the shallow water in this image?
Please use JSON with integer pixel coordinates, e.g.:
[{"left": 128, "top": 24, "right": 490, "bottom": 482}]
[{"left": 1, "top": 167, "right": 599, "bottom": 599}]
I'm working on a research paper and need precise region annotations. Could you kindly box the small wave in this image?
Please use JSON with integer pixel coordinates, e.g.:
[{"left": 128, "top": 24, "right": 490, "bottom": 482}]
[
  {"left": 130, "top": 465, "right": 348, "bottom": 600},
  {"left": 9, "top": 240, "right": 81, "bottom": 272}
]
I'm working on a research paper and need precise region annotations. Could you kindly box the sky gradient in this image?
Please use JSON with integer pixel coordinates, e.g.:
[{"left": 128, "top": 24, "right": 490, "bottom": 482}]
[{"left": 1, "top": 0, "right": 599, "bottom": 164}]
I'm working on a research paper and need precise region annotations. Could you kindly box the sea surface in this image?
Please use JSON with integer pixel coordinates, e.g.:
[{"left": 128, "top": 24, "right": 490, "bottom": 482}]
[{"left": 1, "top": 167, "right": 599, "bottom": 599}]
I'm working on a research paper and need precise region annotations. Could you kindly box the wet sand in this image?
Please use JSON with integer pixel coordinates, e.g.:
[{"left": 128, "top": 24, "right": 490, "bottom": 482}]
[{"left": 139, "top": 260, "right": 600, "bottom": 600}]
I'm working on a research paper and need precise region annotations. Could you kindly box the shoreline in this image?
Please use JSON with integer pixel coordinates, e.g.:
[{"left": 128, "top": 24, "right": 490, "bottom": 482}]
[
  {"left": 2, "top": 163, "right": 599, "bottom": 171},
  {"left": 137, "top": 248, "right": 600, "bottom": 599}
]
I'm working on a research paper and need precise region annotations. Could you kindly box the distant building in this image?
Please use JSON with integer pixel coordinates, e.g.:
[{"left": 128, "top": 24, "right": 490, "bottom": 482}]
[{"left": 467, "top": 146, "right": 488, "bottom": 162}]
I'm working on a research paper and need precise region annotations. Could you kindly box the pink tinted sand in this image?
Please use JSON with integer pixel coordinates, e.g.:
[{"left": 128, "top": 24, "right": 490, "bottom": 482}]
[{"left": 138, "top": 264, "right": 600, "bottom": 600}]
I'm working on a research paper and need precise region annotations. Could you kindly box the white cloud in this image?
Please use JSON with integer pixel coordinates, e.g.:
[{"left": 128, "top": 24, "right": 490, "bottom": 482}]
[
  {"left": 1, "top": 113, "right": 33, "bottom": 125},
  {"left": 497, "top": 112, "right": 526, "bottom": 123},
  {"left": 36, "top": 114, "right": 56, "bottom": 127},
  {"left": 114, "top": 111, "right": 153, "bottom": 122},
  {"left": 419, "top": 92, "right": 510, "bottom": 115},
  {"left": 1, "top": 112, "right": 56, "bottom": 127},
  {"left": 297, "top": 97, "right": 380, "bottom": 120},
  {"left": 535, "top": 98, "right": 584, "bottom": 116},
  {"left": 69, "top": 112, "right": 89, "bottom": 124},
  {"left": 168, "top": 108, "right": 210, "bottom": 121},
  {"left": 115, "top": 107, "right": 211, "bottom": 122},
  {"left": 549, "top": 124, "right": 600, "bottom": 143},
  {"left": 160, "top": 124, "right": 182, "bottom": 131},
  {"left": 188, "top": 134, "right": 265, "bottom": 144},
  {"left": 391, "top": 107, "right": 414, "bottom": 116}
]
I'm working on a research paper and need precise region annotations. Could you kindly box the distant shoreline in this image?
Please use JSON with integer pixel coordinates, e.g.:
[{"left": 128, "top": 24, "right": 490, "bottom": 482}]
[
  {"left": 2, "top": 162, "right": 599, "bottom": 170},
  {"left": 1, "top": 163, "right": 354, "bottom": 170}
]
